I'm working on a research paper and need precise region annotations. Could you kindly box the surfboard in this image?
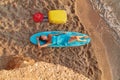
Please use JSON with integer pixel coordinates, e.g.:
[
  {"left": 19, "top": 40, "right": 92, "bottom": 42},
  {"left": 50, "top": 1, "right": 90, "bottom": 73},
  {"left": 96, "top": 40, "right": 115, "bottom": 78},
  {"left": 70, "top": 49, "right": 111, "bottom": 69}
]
[{"left": 30, "top": 31, "right": 91, "bottom": 47}]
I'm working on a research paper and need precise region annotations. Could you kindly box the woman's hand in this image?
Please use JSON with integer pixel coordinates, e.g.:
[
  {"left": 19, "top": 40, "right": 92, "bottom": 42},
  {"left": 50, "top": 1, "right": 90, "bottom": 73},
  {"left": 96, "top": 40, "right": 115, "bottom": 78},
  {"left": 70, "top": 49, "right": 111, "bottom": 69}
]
[
  {"left": 38, "top": 46, "right": 42, "bottom": 49},
  {"left": 37, "top": 37, "right": 41, "bottom": 48},
  {"left": 36, "top": 37, "right": 39, "bottom": 40}
]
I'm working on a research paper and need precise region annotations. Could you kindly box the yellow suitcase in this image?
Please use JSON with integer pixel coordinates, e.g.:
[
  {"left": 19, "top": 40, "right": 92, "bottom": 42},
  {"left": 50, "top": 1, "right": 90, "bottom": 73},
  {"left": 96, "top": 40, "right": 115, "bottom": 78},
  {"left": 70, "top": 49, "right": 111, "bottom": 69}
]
[{"left": 48, "top": 10, "right": 67, "bottom": 24}]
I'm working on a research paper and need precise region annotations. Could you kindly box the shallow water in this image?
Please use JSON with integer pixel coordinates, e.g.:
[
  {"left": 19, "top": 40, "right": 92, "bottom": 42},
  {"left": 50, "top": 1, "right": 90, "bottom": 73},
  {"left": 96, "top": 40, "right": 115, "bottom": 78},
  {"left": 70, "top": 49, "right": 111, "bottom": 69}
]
[
  {"left": 90, "top": 0, "right": 120, "bottom": 80},
  {"left": 103, "top": 0, "right": 120, "bottom": 21},
  {"left": 90, "top": 0, "right": 120, "bottom": 44}
]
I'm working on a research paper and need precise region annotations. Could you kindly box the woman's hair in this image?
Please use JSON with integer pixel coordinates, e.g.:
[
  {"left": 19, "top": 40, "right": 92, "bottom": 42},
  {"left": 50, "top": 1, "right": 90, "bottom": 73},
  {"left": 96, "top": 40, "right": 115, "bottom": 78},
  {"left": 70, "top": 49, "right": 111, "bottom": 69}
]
[
  {"left": 39, "top": 36, "right": 47, "bottom": 42},
  {"left": 39, "top": 36, "right": 43, "bottom": 40}
]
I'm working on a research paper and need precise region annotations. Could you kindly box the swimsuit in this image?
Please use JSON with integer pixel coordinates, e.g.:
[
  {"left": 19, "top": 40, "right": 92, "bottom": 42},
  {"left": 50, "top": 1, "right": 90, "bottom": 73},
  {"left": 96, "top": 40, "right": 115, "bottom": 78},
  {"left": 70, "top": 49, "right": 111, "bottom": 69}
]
[{"left": 51, "top": 34, "right": 70, "bottom": 45}]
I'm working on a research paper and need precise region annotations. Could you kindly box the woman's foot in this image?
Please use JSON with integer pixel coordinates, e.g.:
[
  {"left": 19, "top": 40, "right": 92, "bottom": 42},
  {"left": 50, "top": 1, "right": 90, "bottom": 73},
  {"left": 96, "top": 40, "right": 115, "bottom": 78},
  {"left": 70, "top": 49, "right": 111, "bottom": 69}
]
[
  {"left": 77, "top": 39, "right": 86, "bottom": 42},
  {"left": 83, "top": 35, "right": 89, "bottom": 38},
  {"left": 76, "top": 35, "right": 89, "bottom": 42},
  {"left": 76, "top": 35, "right": 89, "bottom": 39}
]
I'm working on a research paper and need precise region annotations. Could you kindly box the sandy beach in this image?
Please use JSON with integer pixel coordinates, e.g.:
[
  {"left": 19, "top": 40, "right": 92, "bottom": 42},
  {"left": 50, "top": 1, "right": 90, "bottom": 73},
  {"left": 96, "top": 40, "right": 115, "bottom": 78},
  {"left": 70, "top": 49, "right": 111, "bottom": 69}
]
[{"left": 0, "top": 0, "right": 120, "bottom": 80}]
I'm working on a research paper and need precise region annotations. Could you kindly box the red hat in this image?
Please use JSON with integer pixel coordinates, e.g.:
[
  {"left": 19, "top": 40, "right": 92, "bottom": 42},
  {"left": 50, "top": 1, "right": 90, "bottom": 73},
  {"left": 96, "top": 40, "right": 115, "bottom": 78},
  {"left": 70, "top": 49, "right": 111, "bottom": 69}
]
[{"left": 33, "top": 12, "right": 44, "bottom": 22}]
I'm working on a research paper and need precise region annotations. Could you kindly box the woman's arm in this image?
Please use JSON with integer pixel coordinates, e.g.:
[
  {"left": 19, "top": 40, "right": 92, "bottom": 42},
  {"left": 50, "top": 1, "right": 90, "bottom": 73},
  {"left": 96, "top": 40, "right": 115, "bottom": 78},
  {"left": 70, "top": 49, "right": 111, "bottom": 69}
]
[
  {"left": 37, "top": 36, "right": 51, "bottom": 49},
  {"left": 38, "top": 43, "right": 51, "bottom": 49},
  {"left": 39, "top": 35, "right": 52, "bottom": 49},
  {"left": 37, "top": 37, "right": 41, "bottom": 48}
]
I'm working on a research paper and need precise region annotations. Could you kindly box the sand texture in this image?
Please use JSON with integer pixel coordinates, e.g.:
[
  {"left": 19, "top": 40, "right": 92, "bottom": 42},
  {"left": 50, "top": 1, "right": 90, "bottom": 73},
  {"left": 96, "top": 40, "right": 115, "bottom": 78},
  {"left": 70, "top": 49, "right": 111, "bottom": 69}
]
[
  {"left": 0, "top": 0, "right": 115, "bottom": 80},
  {"left": 0, "top": 62, "right": 91, "bottom": 80}
]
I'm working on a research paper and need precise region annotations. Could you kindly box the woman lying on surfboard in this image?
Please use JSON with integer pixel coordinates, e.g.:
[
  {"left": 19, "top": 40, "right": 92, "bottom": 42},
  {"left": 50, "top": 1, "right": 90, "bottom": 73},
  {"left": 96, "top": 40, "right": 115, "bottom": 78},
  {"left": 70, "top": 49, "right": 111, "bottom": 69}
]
[{"left": 36, "top": 32, "right": 89, "bottom": 49}]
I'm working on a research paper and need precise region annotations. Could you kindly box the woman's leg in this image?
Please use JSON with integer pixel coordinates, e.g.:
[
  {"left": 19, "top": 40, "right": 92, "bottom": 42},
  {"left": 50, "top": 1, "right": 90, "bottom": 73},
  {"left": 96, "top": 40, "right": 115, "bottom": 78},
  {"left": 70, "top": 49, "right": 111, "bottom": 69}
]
[
  {"left": 69, "top": 36, "right": 77, "bottom": 42},
  {"left": 76, "top": 35, "right": 89, "bottom": 38},
  {"left": 69, "top": 35, "right": 89, "bottom": 42},
  {"left": 76, "top": 35, "right": 89, "bottom": 42}
]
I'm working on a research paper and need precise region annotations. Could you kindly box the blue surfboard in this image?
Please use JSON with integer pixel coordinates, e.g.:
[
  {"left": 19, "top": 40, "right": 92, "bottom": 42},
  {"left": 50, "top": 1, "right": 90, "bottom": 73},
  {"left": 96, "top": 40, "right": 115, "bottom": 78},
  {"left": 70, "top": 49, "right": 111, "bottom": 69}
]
[{"left": 30, "top": 31, "right": 91, "bottom": 47}]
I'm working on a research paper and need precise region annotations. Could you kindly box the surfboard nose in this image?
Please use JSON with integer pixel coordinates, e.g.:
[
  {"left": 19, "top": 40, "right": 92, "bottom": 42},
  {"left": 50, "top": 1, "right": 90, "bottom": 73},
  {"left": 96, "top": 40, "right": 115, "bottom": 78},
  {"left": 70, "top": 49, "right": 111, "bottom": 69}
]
[{"left": 30, "top": 35, "right": 38, "bottom": 45}]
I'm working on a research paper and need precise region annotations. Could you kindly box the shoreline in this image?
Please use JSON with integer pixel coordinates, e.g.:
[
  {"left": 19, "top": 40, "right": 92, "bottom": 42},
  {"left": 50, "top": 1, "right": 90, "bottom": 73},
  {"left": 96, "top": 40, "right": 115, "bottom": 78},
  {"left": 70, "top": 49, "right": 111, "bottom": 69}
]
[
  {"left": 89, "top": 0, "right": 120, "bottom": 45},
  {"left": 75, "top": 0, "right": 112, "bottom": 80}
]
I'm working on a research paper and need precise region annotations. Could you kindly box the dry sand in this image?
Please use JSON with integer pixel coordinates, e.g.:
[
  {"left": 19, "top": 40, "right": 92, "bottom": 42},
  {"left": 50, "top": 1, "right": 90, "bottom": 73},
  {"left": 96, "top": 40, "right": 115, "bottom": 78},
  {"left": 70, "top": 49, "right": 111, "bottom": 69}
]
[
  {"left": 0, "top": 0, "right": 118, "bottom": 80},
  {"left": 0, "top": 62, "right": 91, "bottom": 80}
]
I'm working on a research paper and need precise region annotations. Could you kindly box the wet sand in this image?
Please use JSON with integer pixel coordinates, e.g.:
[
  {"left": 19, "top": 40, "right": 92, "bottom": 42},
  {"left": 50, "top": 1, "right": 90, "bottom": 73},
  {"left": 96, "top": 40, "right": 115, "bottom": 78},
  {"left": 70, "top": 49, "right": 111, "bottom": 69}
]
[
  {"left": 75, "top": 0, "right": 111, "bottom": 80},
  {"left": 76, "top": 0, "right": 120, "bottom": 80},
  {"left": 0, "top": 0, "right": 119, "bottom": 80}
]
